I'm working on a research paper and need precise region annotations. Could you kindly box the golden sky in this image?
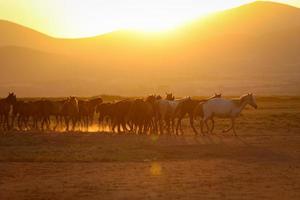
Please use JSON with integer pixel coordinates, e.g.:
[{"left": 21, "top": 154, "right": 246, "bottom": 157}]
[{"left": 0, "top": 0, "right": 299, "bottom": 38}]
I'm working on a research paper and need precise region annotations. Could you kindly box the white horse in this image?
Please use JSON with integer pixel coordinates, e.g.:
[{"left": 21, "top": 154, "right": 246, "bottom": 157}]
[
  {"left": 155, "top": 97, "right": 189, "bottom": 134},
  {"left": 201, "top": 93, "right": 257, "bottom": 135}
]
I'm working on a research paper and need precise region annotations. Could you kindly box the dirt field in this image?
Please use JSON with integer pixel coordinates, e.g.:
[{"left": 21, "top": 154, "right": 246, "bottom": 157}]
[{"left": 0, "top": 97, "right": 300, "bottom": 200}]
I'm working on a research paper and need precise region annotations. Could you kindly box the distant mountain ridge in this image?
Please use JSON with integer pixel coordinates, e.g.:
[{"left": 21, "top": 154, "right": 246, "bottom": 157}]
[{"left": 0, "top": 1, "right": 300, "bottom": 96}]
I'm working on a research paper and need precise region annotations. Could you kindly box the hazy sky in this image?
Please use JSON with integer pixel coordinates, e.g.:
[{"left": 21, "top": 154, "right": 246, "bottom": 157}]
[{"left": 0, "top": 0, "right": 299, "bottom": 38}]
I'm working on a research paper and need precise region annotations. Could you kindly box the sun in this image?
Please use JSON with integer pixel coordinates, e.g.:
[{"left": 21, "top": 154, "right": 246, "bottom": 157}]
[
  {"left": 0, "top": 0, "right": 257, "bottom": 38},
  {"left": 125, "top": 18, "right": 185, "bottom": 33}
]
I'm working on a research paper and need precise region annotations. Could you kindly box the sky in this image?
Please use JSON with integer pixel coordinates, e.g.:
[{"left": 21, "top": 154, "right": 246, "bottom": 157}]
[{"left": 0, "top": 0, "right": 299, "bottom": 38}]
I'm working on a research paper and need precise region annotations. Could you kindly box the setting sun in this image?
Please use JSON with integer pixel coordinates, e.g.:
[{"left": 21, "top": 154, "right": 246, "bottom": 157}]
[
  {"left": 1, "top": 0, "right": 300, "bottom": 199},
  {"left": 2, "top": 0, "right": 299, "bottom": 38}
]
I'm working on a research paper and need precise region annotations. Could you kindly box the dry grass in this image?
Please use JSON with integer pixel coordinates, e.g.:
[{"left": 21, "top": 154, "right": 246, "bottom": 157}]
[{"left": 0, "top": 96, "right": 300, "bottom": 199}]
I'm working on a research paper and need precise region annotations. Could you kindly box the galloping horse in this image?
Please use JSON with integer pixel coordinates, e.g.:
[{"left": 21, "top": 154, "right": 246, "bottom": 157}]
[
  {"left": 0, "top": 93, "right": 17, "bottom": 130},
  {"left": 201, "top": 93, "right": 257, "bottom": 135}
]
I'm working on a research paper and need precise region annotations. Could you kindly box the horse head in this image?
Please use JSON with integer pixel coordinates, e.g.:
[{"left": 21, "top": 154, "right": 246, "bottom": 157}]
[
  {"left": 146, "top": 95, "right": 156, "bottom": 104},
  {"left": 165, "top": 93, "right": 175, "bottom": 101},
  {"left": 214, "top": 93, "right": 222, "bottom": 98},
  {"left": 240, "top": 93, "right": 257, "bottom": 109},
  {"left": 156, "top": 95, "right": 162, "bottom": 100},
  {"left": 7, "top": 92, "right": 17, "bottom": 105}
]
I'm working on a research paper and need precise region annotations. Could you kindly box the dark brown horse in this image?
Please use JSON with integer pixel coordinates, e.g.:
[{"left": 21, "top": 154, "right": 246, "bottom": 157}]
[
  {"left": 0, "top": 93, "right": 17, "bottom": 130},
  {"left": 174, "top": 93, "right": 222, "bottom": 135},
  {"left": 12, "top": 100, "right": 33, "bottom": 130},
  {"left": 61, "top": 97, "right": 79, "bottom": 131},
  {"left": 78, "top": 98, "right": 103, "bottom": 131},
  {"left": 124, "top": 95, "right": 157, "bottom": 135},
  {"left": 96, "top": 102, "right": 114, "bottom": 131},
  {"left": 50, "top": 100, "right": 66, "bottom": 131},
  {"left": 110, "top": 99, "right": 133, "bottom": 133},
  {"left": 165, "top": 93, "right": 175, "bottom": 101}
]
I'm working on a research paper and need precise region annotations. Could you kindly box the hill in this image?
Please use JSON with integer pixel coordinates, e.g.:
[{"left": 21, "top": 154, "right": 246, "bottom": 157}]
[{"left": 0, "top": 1, "right": 300, "bottom": 96}]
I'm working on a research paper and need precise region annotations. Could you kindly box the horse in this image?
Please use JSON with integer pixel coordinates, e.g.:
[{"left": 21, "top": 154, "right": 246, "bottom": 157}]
[
  {"left": 127, "top": 95, "right": 156, "bottom": 135},
  {"left": 12, "top": 100, "right": 32, "bottom": 130},
  {"left": 0, "top": 92, "right": 17, "bottom": 130},
  {"left": 174, "top": 93, "right": 222, "bottom": 135},
  {"left": 96, "top": 102, "right": 114, "bottom": 131},
  {"left": 201, "top": 93, "right": 257, "bottom": 135},
  {"left": 110, "top": 99, "right": 134, "bottom": 133},
  {"left": 61, "top": 96, "right": 79, "bottom": 131},
  {"left": 155, "top": 93, "right": 189, "bottom": 134},
  {"left": 78, "top": 98, "right": 103, "bottom": 131},
  {"left": 49, "top": 100, "right": 66, "bottom": 131}
]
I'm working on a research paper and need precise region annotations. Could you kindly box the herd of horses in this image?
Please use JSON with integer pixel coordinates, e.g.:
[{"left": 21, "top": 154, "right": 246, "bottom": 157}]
[{"left": 0, "top": 92, "right": 258, "bottom": 135}]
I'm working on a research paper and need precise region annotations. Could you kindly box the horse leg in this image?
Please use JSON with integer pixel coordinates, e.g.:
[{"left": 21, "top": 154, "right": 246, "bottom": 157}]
[
  {"left": 171, "top": 118, "right": 175, "bottom": 134},
  {"left": 210, "top": 118, "right": 215, "bottom": 134},
  {"left": 223, "top": 118, "right": 235, "bottom": 134},
  {"left": 189, "top": 113, "right": 198, "bottom": 136},
  {"left": 11, "top": 115, "right": 16, "bottom": 130},
  {"left": 41, "top": 117, "right": 45, "bottom": 131},
  {"left": 121, "top": 121, "right": 128, "bottom": 133},
  {"left": 158, "top": 119, "right": 163, "bottom": 135},
  {"left": 17, "top": 115, "right": 21, "bottom": 130},
  {"left": 65, "top": 116, "right": 69, "bottom": 131},
  {"left": 4, "top": 114, "right": 9, "bottom": 131},
  {"left": 203, "top": 118, "right": 210, "bottom": 135},
  {"left": 72, "top": 117, "right": 77, "bottom": 131},
  {"left": 53, "top": 115, "right": 59, "bottom": 131},
  {"left": 85, "top": 116, "right": 88, "bottom": 132},
  {"left": 175, "top": 117, "right": 181, "bottom": 135},
  {"left": 232, "top": 118, "right": 237, "bottom": 136},
  {"left": 166, "top": 118, "right": 171, "bottom": 135},
  {"left": 47, "top": 116, "right": 51, "bottom": 130}
]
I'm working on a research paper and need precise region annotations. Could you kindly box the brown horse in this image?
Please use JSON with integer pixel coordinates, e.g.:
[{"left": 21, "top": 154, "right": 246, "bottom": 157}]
[
  {"left": 61, "top": 97, "right": 79, "bottom": 131},
  {"left": 12, "top": 100, "right": 33, "bottom": 130},
  {"left": 50, "top": 100, "right": 66, "bottom": 131},
  {"left": 0, "top": 93, "right": 17, "bottom": 130},
  {"left": 78, "top": 98, "right": 103, "bottom": 131},
  {"left": 110, "top": 99, "right": 134, "bottom": 133},
  {"left": 174, "top": 93, "right": 222, "bottom": 135},
  {"left": 165, "top": 93, "right": 175, "bottom": 101},
  {"left": 96, "top": 102, "right": 114, "bottom": 131}
]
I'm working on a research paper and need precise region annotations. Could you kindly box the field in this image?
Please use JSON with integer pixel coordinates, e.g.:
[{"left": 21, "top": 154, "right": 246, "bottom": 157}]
[{"left": 0, "top": 96, "right": 300, "bottom": 200}]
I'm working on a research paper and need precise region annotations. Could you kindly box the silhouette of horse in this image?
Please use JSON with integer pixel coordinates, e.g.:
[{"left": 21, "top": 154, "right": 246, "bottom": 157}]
[
  {"left": 201, "top": 93, "right": 257, "bottom": 135},
  {"left": 110, "top": 99, "right": 133, "bottom": 133},
  {"left": 78, "top": 98, "right": 103, "bottom": 131},
  {"left": 50, "top": 100, "right": 66, "bottom": 131},
  {"left": 126, "top": 95, "right": 156, "bottom": 135},
  {"left": 61, "top": 97, "right": 79, "bottom": 131},
  {"left": 96, "top": 102, "right": 114, "bottom": 131},
  {"left": 175, "top": 93, "right": 222, "bottom": 135},
  {"left": 0, "top": 92, "right": 17, "bottom": 130},
  {"left": 12, "top": 100, "right": 33, "bottom": 130}
]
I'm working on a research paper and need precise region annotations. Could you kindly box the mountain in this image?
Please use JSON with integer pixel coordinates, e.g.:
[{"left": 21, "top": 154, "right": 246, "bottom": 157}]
[{"left": 0, "top": 1, "right": 300, "bottom": 96}]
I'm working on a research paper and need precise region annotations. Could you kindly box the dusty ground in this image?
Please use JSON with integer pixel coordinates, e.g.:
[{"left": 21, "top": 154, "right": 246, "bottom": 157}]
[{"left": 0, "top": 97, "right": 300, "bottom": 200}]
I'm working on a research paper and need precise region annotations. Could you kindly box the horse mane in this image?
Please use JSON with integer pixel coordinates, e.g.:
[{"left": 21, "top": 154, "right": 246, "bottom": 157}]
[{"left": 232, "top": 94, "right": 249, "bottom": 106}]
